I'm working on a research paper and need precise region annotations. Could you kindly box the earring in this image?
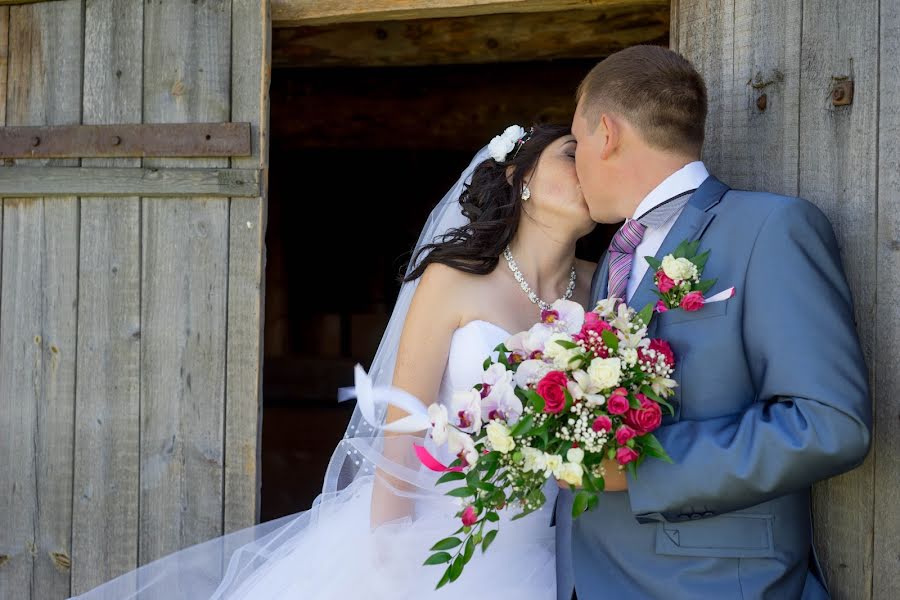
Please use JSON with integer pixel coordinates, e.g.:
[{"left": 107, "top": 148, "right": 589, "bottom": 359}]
[{"left": 521, "top": 185, "right": 531, "bottom": 202}]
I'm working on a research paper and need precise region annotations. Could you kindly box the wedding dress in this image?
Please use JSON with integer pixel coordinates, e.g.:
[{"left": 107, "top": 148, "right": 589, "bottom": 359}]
[{"left": 69, "top": 144, "right": 558, "bottom": 599}]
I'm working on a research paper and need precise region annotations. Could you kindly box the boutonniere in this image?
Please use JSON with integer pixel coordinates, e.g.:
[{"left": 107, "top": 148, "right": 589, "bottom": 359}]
[{"left": 645, "top": 240, "right": 734, "bottom": 314}]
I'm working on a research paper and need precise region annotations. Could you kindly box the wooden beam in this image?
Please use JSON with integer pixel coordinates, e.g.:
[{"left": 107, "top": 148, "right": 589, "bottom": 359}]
[
  {"left": 0, "top": 166, "right": 260, "bottom": 197},
  {"left": 273, "top": 6, "right": 668, "bottom": 68},
  {"left": 270, "top": 61, "right": 595, "bottom": 151},
  {"left": 0, "top": 122, "right": 252, "bottom": 158},
  {"left": 272, "top": 0, "right": 660, "bottom": 27}
]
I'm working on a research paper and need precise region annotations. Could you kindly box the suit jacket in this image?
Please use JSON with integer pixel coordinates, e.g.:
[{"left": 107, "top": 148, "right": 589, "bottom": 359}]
[{"left": 555, "top": 176, "right": 872, "bottom": 599}]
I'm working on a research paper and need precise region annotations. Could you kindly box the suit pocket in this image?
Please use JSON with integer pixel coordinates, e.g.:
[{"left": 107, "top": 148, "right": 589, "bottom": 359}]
[
  {"left": 654, "top": 513, "right": 775, "bottom": 558},
  {"left": 656, "top": 296, "right": 728, "bottom": 326}
]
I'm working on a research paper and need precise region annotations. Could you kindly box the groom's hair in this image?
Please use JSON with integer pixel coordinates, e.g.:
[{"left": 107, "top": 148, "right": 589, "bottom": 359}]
[{"left": 577, "top": 45, "right": 707, "bottom": 157}]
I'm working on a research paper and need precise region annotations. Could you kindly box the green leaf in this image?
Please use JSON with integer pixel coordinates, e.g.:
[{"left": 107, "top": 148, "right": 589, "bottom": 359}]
[
  {"left": 449, "top": 555, "right": 465, "bottom": 582},
  {"left": 572, "top": 490, "right": 592, "bottom": 518},
  {"left": 436, "top": 471, "right": 467, "bottom": 485},
  {"left": 424, "top": 552, "right": 453, "bottom": 565},
  {"left": 638, "top": 303, "right": 655, "bottom": 327},
  {"left": 685, "top": 240, "right": 701, "bottom": 257},
  {"left": 555, "top": 339, "right": 579, "bottom": 350},
  {"left": 672, "top": 240, "right": 690, "bottom": 259},
  {"left": 472, "top": 479, "right": 497, "bottom": 492},
  {"left": 493, "top": 343, "right": 510, "bottom": 354},
  {"left": 697, "top": 278, "right": 718, "bottom": 294},
  {"left": 587, "top": 493, "right": 600, "bottom": 511},
  {"left": 601, "top": 329, "right": 619, "bottom": 352},
  {"left": 690, "top": 249, "right": 711, "bottom": 270},
  {"left": 431, "top": 536, "right": 463, "bottom": 551},
  {"left": 627, "top": 392, "right": 642, "bottom": 410},
  {"left": 435, "top": 567, "right": 452, "bottom": 590},
  {"left": 638, "top": 433, "right": 673, "bottom": 463},
  {"left": 485, "top": 511, "right": 500, "bottom": 523},
  {"left": 526, "top": 389, "right": 546, "bottom": 413},
  {"left": 640, "top": 385, "right": 674, "bottom": 416},
  {"left": 463, "top": 536, "right": 476, "bottom": 563},
  {"left": 446, "top": 486, "right": 475, "bottom": 498},
  {"left": 483, "top": 356, "right": 492, "bottom": 370},
  {"left": 510, "top": 414, "right": 534, "bottom": 437},
  {"left": 482, "top": 529, "right": 498, "bottom": 553},
  {"left": 466, "top": 469, "right": 481, "bottom": 489},
  {"left": 644, "top": 256, "right": 662, "bottom": 270}
]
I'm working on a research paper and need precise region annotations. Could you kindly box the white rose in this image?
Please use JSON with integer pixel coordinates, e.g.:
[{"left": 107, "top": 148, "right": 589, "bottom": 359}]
[
  {"left": 661, "top": 255, "right": 698, "bottom": 281},
  {"left": 587, "top": 357, "right": 622, "bottom": 391},
  {"left": 486, "top": 421, "right": 516, "bottom": 454},
  {"left": 558, "top": 462, "right": 584, "bottom": 487},
  {"left": 521, "top": 447, "right": 546, "bottom": 473},
  {"left": 488, "top": 125, "right": 525, "bottom": 162},
  {"left": 544, "top": 333, "right": 580, "bottom": 370},
  {"left": 543, "top": 453, "right": 564, "bottom": 478},
  {"left": 566, "top": 447, "right": 585, "bottom": 464}
]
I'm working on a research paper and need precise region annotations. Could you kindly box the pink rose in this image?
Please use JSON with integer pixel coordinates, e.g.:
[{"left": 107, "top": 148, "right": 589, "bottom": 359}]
[
  {"left": 681, "top": 291, "right": 705, "bottom": 312},
  {"left": 461, "top": 505, "right": 478, "bottom": 527},
  {"left": 655, "top": 300, "right": 669, "bottom": 313},
  {"left": 616, "top": 446, "right": 640, "bottom": 465},
  {"left": 606, "top": 394, "right": 628, "bottom": 415},
  {"left": 615, "top": 425, "right": 638, "bottom": 445},
  {"left": 592, "top": 415, "right": 612, "bottom": 433},
  {"left": 537, "top": 371, "right": 569, "bottom": 414},
  {"left": 624, "top": 394, "right": 663, "bottom": 434},
  {"left": 656, "top": 270, "right": 675, "bottom": 293}
]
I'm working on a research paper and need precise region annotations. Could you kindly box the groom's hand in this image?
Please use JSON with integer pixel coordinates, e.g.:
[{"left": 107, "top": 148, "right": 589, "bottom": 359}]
[{"left": 557, "top": 458, "right": 628, "bottom": 491}]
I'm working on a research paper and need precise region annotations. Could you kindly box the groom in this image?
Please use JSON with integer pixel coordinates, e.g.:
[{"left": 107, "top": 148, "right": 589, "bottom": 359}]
[{"left": 555, "top": 45, "right": 872, "bottom": 599}]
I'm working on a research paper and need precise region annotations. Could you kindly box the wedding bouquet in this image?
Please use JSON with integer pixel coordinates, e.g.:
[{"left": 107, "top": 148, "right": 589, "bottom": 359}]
[{"left": 417, "top": 298, "right": 676, "bottom": 588}]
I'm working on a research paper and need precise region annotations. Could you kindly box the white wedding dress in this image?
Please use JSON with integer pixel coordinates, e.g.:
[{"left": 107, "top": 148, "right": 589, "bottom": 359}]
[{"left": 70, "top": 319, "right": 558, "bottom": 600}]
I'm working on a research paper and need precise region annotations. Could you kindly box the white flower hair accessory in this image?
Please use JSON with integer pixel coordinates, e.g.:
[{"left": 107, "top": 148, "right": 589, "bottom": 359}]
[{"left": 488, "top": 124, "right": 533, "bottom": 162}]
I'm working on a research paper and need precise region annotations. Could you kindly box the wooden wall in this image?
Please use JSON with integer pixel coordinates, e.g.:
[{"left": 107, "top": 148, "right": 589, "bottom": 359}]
[
  {"left": 0, "top": 1, "right": 269, "bottom": 598},
  {"left": 672, "top": 0, "right": 894, "bottom": 598}
]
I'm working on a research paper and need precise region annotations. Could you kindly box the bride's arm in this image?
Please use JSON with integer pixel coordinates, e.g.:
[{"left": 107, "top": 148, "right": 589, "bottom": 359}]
[{"left": 369, "top": 264, "right": 463, "bottom": 530}]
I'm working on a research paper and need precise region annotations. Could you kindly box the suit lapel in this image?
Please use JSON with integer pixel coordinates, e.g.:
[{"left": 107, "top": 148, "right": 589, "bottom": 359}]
[
  {"left": 590, "top": 251, "right": 610, "bottom": 305},
  {"left": 627, "top": 176, "right": 731, "bottom": 313}
]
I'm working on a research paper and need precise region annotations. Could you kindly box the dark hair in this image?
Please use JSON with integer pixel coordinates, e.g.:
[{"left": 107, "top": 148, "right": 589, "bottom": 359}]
[
  {"left": 577, "top": 45, "right": 707, "bottom": 157},
  {"left": 403, "top": 123, "right": 571, "bottom": 282}
]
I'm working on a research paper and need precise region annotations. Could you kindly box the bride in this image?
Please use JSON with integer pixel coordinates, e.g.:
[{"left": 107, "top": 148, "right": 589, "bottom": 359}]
[{"left": 69, "top": 123, "right": 597, "bottom": 599}]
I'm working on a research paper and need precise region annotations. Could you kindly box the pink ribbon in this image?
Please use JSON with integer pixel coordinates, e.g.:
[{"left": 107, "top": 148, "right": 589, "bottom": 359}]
[{"left": 414, "top": 444, "right": 464, "bottom": 472}]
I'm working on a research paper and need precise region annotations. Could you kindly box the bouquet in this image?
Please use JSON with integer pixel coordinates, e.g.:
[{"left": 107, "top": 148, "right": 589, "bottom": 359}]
[{"left": 417, "top": 298, "right": 677, "bottom": 588}]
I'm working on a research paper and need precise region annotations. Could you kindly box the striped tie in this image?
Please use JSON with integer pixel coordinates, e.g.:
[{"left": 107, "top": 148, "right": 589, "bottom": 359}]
[{"left": 607, "top": 218, "right": 647, "bottom": 302}]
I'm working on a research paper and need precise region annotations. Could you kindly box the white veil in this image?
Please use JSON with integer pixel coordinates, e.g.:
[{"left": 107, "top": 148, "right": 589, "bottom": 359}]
[{"left": 67, "top": 145, "right": 495, "bottom": 600}]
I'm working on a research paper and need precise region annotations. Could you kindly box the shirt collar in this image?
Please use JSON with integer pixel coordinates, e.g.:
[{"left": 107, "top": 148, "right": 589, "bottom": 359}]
[{"left": 632, "top": 161, "right": 710, "bottom": 221}]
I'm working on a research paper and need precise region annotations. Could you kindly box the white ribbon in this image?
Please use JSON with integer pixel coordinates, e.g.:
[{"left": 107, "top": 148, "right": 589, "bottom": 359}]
[
  {"left": 705, "top": 286, "right": 735, "bottom": 303},
  {"left": 339, "top": 365, "right": 432, "bottom": 434}
]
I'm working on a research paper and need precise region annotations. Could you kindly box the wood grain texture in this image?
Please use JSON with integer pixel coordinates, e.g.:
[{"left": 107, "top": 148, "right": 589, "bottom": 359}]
[
  {"left": 273, "top": 7, "right": 668, "bottom": 68},
  {"left": 139, "top": 0, "right": 231, "bottom": 565},
  {"left": 1, "top": 2, "right": 82, "bottom": 598},
  {"left": 0, "top": 7, "right": 8, "bottom": 126},
  {"left": 224, "top": 0, "right": 269, "bottom": 535},
  {"left": 874, "top": 0, "right": 900, "bottom": 596},
  {"left": 798, "top": 1, "right": 878, "bottom": 595},
  {"left": 0, "top": 166, "right": 260, "bottom": 197},
  {"left": 272, "top": 0, "right": 662, "bottom": 26},
  {"left": 71, "top": 0, "right": 143, "bottom": 594}
]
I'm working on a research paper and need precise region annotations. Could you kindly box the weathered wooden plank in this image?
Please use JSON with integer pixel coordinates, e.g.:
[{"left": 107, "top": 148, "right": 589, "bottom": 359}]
[
  {"left": 71, "top": 0, "right": 143, "bottom": 594},
  {"left": 224, "top": 0, "right": 269, "bottom": 535},
  {"left": 0, "top": 122, "right": 252, "bottom": 159},
  {"left": 874, "top": 1, "right": 900, "bottom": 596},
  {"left": 0, "top": 198, "right": 42, "bottom": 600},
  {"left": 0, "top": 7, "right": 8, "bottom": 126},
  {"left": 798, "top": 1, "right": 878, "bottom": 597},
  {"left": 272, "top": 0, "right": 662, "bottom": 27},
  {"left": 273, "top": 7, "right": 669, "bottom": 68},
  {"left": 140, "top": 0, "right": 231, "bottom": 565},
  {"left": 0, "top": 166, "right": 260, "bottom": 197},
  {"left": 726, "top": 0, "right": 801, "bottom": 195},
  {"left": 4, "top": 3, "right": 82, "bottom": 599},
  {"left": 670, "top": 0, "right": 733, "bottom": 176}
]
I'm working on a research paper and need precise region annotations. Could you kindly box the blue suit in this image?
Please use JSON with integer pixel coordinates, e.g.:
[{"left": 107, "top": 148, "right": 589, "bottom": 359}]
[{"left": 555, "top": 176, "right": 872, "bottom": 599}]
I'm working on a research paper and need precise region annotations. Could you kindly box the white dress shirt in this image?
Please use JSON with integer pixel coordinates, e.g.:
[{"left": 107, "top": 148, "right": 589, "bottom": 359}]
[{"left": 625, "top": 161, "right": 710, "bottom": 301}]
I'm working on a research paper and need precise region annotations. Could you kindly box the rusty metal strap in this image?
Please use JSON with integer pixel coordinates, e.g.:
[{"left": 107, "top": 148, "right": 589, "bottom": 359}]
[{"left": 0, "top": 123, "right": 252, "bottom": 159}]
